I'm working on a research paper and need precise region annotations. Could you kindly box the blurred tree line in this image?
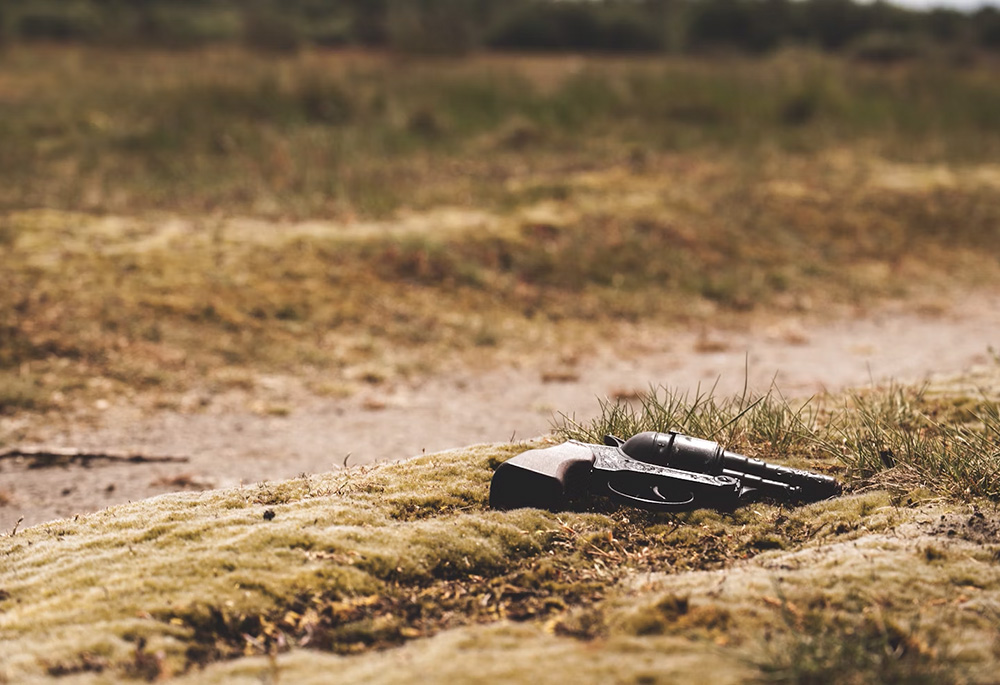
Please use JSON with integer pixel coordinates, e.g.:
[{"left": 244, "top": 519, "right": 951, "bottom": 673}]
[{"left": 0, "top": 0, "right": 998, "bottom": 58}]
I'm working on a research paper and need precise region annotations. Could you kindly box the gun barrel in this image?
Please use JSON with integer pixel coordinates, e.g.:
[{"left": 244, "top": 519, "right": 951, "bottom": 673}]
[
  {"left": 617, "top": 431, "right": 841, "bottom": 502},
  {"left": 721, "top": 452, "right": 841, "bottom": 499}
]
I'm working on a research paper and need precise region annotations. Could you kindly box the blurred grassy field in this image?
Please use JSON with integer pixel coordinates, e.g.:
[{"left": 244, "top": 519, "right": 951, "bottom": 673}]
[{"left": 2, "top": 46, "right": 1000, "bottom": 415}]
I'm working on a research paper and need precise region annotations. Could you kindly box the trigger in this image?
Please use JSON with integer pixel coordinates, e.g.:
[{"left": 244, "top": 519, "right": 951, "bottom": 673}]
[{"left": 652, "top": 485, "right": 696, "bottom": 508}]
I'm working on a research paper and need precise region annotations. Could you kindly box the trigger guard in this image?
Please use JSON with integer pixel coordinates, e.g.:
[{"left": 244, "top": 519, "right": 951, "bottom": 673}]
[{"left": 605, "top": 476, "right": 698, "bottom": 512}]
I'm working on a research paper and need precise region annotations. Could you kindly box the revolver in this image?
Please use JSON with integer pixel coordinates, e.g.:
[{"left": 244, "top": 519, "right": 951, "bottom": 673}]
[{"left": 489, "top": 431, "right": 841, "bottom": 512}]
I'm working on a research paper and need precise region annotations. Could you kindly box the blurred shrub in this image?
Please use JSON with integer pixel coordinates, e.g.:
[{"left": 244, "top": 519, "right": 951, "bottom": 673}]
[
  {"left": 298, "top": 78, "right": 355, "bottom": 125},
  {"left": 385, "top": 0, "right": 482, "bottom": 55},
  {"left": 144, "top": 75, "right": 357, "bottom": 141},
  {"left": 14, "top": 0, "right": 103, "bottom": 41},
  {"left": 0, "top": 371, "right": 47, "bottom": 414},
  {"left": 975, "top": 8, "right": 1000, "bottom": 50},
  {"left": 492, "top": 116, "right": 547, "bottom": 150},
  {"left": 796, "top": 0, "right": 871, "bottom": 50},
  {"left": 778, "top": 91, "right": 821, "bottom": 126},
  {"left": 487, "top": 2, "right": 663, "bottom": 53},
  {"left": 925, "top": 8, "right": 968, "bottom": 43},
  {"left": 134, "top": 6, "right": 242, "bottom": 48},
  {"left": 849, "top": 32, "right": 926, "bottom": 64},
  {"left": 406, "top": 107, "right": 444, "bottom": 139},
  {"left": 686, "top": 0, "right": 796, "bottom": 54},
  {"left": 243, "top": 11, "right": 302, "bottom": 54}
]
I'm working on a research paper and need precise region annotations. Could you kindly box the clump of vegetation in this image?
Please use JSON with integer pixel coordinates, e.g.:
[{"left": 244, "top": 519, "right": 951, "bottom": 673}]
[
  {"left": 0, "top": 370, "right": 49, "bottom": 414},
  {"left": 557, "top": 382, "right": 821, "bottom": 462},
  {"left": 830, "top": 384, "right": 1000, "bottom": 500},
  {"left": 557, "top": 372, "right": 1000, "bottom": 505}
]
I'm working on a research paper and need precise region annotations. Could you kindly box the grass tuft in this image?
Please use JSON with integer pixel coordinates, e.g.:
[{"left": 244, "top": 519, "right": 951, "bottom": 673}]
[
  {"left": 556, "top": 375, "right": 1000, "bottom": 503},
  {"left": 825, "top": 384, "right": 1000, "bottom": 500},
  {"left": 556, "top": 382, "right": 822, "bottom": 465}
]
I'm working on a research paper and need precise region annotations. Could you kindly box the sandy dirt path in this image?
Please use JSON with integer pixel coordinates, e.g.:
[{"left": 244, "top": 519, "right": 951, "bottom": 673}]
[{"left": 3, "top": 290, "right": 1000, "bottom": 530}]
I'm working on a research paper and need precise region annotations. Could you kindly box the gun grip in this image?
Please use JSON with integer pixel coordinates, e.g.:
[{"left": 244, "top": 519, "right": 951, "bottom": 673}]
[{"left": 490, "top": 442, "right": 595, "bottom": 510}]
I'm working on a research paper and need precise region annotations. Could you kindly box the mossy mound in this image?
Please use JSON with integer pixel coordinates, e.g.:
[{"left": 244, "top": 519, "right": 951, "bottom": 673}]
[{"left": 3, "top": 429, "right": 999, "bottom": 683}]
